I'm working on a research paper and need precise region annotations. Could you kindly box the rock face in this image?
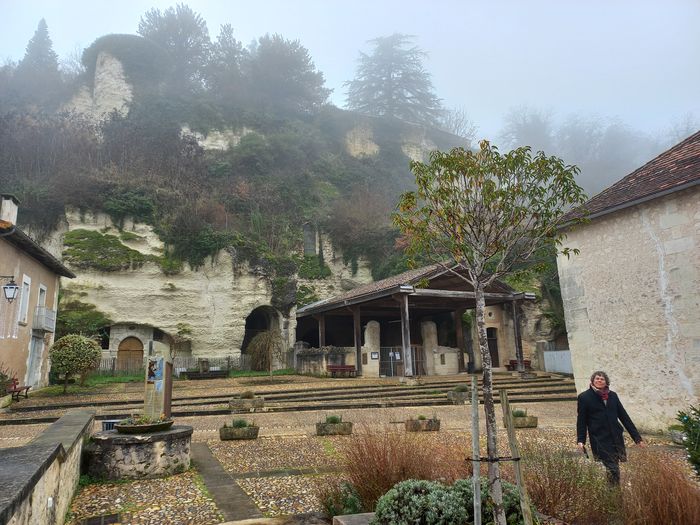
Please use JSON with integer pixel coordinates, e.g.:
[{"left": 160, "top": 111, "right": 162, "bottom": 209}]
[
  {"left": 63, "top": 51, "right": 132, "bottom": 120},
  {"left": 59, "top": 209, "right": 372, "bottom": 358},
  {"left": 182, "top": 125, "right": 255, "bottom": 150}
]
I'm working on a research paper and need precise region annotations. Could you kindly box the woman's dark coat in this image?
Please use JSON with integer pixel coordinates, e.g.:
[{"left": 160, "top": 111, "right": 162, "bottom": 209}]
[{"left": 576, "top": 387, "right": 641, "bottom": 462}]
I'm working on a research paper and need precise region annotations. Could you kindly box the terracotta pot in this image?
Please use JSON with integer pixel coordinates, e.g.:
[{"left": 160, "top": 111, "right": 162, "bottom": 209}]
[
  {"left": 114, "top": 420, "right": 174, "bottom": 434},
  {"left": 219, "top": 426, "right": 260, "bottom": 440},
  {"left": 405, "top": 419, "right": 440, "bottom": 432},
  {"left": 316, "top": 422, "right": 353, "bottom": 436}
]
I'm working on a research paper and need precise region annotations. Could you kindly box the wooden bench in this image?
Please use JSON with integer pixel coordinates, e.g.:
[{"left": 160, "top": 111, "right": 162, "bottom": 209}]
[
  {"left": 6, "top": 378, "right": 30, "bottom": 401},
  {"left": 327, "top": 365, "right": 356, "bottom": 378},
  {"left": 506, "top": 359, "right": 532, "bottom": 371}
]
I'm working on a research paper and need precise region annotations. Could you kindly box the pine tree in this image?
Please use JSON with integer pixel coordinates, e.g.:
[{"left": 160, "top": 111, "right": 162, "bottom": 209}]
[
  {"left": 14, "top": 19, "right": 63, "bottom": 109},
  {"left": 345, "top": 34, "right": 443, "bottom": 126}
]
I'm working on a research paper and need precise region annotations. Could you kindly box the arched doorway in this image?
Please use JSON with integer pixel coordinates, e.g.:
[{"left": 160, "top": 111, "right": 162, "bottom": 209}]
[
  {"left": 117, "top": 336, "right": 144, "bottom": 372},
  {"left": 241, "top": 306, "right": 280, "bottom": 354}
]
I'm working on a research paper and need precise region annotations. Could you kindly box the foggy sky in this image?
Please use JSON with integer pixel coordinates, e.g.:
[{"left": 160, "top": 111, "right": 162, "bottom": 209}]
[{"left": 1, "top": 0, "right": 699, "bottom": 140}]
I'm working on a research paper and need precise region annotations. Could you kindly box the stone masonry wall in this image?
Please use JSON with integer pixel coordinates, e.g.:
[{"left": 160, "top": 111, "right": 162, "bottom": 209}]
[{"left": 557, "top": 187, "right": 699, "bottom": 430}]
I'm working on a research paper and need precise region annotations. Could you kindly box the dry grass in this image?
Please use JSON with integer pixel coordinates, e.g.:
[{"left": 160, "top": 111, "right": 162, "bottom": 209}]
[
  {"left": 520, "top": 438, "right": 618, "bottom": 525},
  {"left": 337, "top": 424, "right": 472, "bottom": 510},
  {"left": 621, "top": 448, "right": 700, "bottom": 525}
]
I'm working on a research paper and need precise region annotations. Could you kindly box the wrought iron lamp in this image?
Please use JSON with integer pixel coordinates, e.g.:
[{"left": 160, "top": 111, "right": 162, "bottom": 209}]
[{"left": 1, "top": 276, "right": 19, "bottom": 303}]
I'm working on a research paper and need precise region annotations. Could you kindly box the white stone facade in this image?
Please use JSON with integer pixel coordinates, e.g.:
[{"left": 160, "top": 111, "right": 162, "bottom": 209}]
[{"left": 557, "top": 186, "right": 699, "bottom": 431}]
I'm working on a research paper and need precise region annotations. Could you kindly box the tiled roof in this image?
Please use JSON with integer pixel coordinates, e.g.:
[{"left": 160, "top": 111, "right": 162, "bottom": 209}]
[
  {"left": 0, "top": 223, "right": 75, "bottom": 278},
  {"left": 565, "top": 130, "right": 700, "bottom": 222}
]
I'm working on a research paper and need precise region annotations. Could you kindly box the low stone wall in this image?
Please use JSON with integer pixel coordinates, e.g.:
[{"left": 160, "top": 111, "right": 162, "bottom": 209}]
[
  {"left": 0, "top": 409, "right": 94, "bottom": 525},
  {"left": 86, "top": 426, "right": 192, "bottom": 480}
]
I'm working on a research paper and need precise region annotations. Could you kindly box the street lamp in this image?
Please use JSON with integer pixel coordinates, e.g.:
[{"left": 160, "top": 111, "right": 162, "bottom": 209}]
[{"left": 1, "top": 276, "right": 19, "bottom": 303}]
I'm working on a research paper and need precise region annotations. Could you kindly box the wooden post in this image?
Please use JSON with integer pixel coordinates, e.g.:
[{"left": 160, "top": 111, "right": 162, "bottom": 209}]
[
  {"left": 455, "top": 308, "right": 466, "bottom": 372},
  {"left": 471, "top": 374, "right": 481, "bottom": 525},
  {"left": 512, "top": 301, "right": 525, "bottom": 374},
  {"left": 352, "top": 306, "right": 363, "bottom": 376},
  {"left": 315, "top": 314, "right": 326, "bottom": 347},
  {"left": 163, "top": 361, "right": 173, "bottom": 418},
  {"left": 500, "top": 389, "right": 534, "bottom": 525},
  {"left": 399, "top": 293, "right": 414, "bottom": 376}
]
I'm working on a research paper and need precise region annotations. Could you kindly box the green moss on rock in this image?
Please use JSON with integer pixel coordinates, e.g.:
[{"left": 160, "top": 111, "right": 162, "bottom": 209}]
[{"left": 63, "top": 229, "right": 150, "bottom": 272}]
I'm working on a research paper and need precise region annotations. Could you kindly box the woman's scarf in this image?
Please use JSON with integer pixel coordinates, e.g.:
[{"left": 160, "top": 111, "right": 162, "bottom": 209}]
[{"left": 592, "top": 384, "right": 609, "bottom": 401}]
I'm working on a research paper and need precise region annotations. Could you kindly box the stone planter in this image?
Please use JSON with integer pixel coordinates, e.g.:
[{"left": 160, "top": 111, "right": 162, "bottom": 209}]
[
  {"left": 219, "top": 426, "right": 260, "bottom": 440},
  {"left": 86, "top": 425, "right": 192, "bottom": 480},
  {"left": 405, "top": 419, "right": 440, "bottom": 432},
  {"left": 316, "top": 422, "right": 353, "bottom": 436},
  {"left": 115, "top": 420, "right": 174, "bottom": 434},
  {"left": 229, "top": 397, "right": 265, "bottom": 412},
  {"left": 509, "top": 416, "right": 538, "bottom": 428},
  {"left": 447, "top": 391, "right": 469, "bottom": 405}
]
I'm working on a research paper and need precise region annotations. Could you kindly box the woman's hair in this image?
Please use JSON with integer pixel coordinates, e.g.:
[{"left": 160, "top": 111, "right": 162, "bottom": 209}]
[{"left": 590, "top": 370, "right": 610, "bottom": 386}]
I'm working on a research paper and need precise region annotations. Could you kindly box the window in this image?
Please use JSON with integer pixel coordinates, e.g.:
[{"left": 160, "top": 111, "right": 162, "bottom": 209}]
[
  {"left": 37, "top": 285, "right": 47, "bottom": 308},
  {"left": 18, "top": 275, "right": 31, "bottom": 324},
  {"left": 440, "top": 353, "right": 446, "bottom": 365}
]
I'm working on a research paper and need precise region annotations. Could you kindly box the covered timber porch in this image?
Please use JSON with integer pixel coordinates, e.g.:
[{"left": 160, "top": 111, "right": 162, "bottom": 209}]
[{"left": 295, "top": 264, "right": 533, "bottom": 377}]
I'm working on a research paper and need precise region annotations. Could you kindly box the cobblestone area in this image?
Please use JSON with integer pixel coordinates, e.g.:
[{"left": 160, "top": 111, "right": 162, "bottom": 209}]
[{"left": 66, "top": 470, "right": 222, "bottom": 525}]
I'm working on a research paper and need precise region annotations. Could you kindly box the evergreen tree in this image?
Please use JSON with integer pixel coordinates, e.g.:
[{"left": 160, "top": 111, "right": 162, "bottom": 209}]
[
  {"left": 137, "top": 3, "right": 211, "bottom": 91},
  {"left": 206, "top": 24, "right": 245, "bottom": 110},
  {"left": 13, "top": 19, "right": 63, "bottom": 109},
  {"left": 345, "top": 34, "right": 442, "bottom": 126},
  {"left": 243, "top": 33, "right": 331, "bottom": 115}
]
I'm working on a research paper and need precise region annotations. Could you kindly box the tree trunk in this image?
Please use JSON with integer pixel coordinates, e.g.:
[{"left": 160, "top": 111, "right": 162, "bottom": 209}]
[
  {"left": 63, "top": 374, "right": 69, "bottom": 394},
  {"left": 475, "top": 282, "right": 507, "bottom": 525}
]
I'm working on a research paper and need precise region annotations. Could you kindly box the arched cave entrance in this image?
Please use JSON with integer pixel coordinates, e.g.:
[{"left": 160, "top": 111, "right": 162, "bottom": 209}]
[
  {"left": 241, "top": 306, "right": 281, "bottom": 355},
  {"left": 117, "top": 336, "right": 144, "bottom": 371}
]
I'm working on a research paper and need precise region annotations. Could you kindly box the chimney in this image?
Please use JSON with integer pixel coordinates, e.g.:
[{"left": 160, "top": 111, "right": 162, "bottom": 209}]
[{"left": 0, "top": 194, "right": 20, "bottom": 226}]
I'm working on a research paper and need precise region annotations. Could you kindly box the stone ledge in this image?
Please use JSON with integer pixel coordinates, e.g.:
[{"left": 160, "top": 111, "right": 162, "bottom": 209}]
[{"left": 333, "top": 512, "right": 375, "bottom": 525}]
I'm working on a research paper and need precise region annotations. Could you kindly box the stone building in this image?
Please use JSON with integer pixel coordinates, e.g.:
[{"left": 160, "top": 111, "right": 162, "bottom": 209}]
[
  {"left": 0, "top": 195, "right": 75, "bottom": 387},
  {"left": 295, "top": 264, "right": 535, "bottom": 377},
  {"left": 557, "top": 131, "right": 699, "bottom": 430}
]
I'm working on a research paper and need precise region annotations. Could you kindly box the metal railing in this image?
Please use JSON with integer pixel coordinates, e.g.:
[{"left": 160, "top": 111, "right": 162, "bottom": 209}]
[{"left": 94, "top": 354, "right": 253, "bottom": 376}]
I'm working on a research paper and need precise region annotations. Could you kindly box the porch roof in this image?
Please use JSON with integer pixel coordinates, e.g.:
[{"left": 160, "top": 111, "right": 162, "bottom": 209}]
[{"left": 297, "top": 264, "right": 531, "bottom": 319}]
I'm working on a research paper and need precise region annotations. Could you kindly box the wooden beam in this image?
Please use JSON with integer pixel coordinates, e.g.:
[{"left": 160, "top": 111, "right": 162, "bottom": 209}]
[
  {"left": 352, "top": 306, "right": 363, "bottom": 376},
  {"left": 410, "top": 289, "right": 514, "bottom": 300},
  {"left": 455, "top": 308, "right": 466, "bottom": 372},
  {"left": 314, "top": 314, "right": 326, "bottom": 347}
]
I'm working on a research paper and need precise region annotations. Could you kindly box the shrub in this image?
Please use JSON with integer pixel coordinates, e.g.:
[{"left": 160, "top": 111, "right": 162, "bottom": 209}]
[
  {"left": 372, "top": 479, "right": 463, "bottom": 525},
  {"left": 512, "top": 408, "right": 527, "bottom": 417},
  {"left": 317, "top": 479, "right": 364, "bottom": 517},
  {"left": 338, "top": 426, "right": 470, "bottom": 510},
  {"left": 240, "top": 390, "right": 256, "bottom": 399},
  {"left": 677, "top": 406, "right": 700, "bottom": 476},
  {"left": 453, "top": 384, "right": 469, "bottom": 393},
  {"left": 49, "top": 334, "right": 102, "bottom": 393},
  {"left": 621, "top": 448, "right": 700, "bottom": 524},
  {"left": 231, "top": 419, "right": 249, "bottom": 429},
  {"left": 0, "top": 363, "right": 16, "bottom": 391},
  {"left": 372, "top": 478, "right": 524, "bottom": 525},
  {"left": 416, "top": 414, "right": 427, "bottom": 421},
  {"left": 325, "top": 415, "right": 342, "bottom": 424},
  {"left": 520, "top": 438, "right": 617, "bottom": 524}
]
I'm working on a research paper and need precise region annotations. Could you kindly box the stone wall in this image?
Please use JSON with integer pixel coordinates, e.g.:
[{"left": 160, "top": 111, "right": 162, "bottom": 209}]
[
  {"left": 557, "top": 187, "right": 699, "bottom": 430},
  {"left": 0, "top": 410, "right": 94, "bottom": 525}
]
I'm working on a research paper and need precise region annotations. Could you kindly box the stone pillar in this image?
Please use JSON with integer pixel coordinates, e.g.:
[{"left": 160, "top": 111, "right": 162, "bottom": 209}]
[
  {"left": 363, "top": 321, "right": 381, "bottom": 377},
  {"left": 420, "top": 320, "right": 437, "bottom": 376}
]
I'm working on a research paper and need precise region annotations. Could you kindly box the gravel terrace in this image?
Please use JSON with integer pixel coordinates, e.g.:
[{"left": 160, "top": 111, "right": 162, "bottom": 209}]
[{"left": 1, "top": 376, "right": 693, "bottom": 524}]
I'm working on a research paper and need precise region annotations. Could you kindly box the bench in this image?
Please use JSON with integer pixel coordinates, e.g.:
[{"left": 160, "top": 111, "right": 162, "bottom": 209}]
[
  {"left": 506, "top": 359, "right": 532, "bottom": 371},
  {"left": 6, "top": 378, "right": 30, "bottom": 401},
  {"left": 327, "top": 365, "right": 356, "bottom": 378},
  {"left": 183, "top": 370, "right": 229, "bottom": 380}
]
